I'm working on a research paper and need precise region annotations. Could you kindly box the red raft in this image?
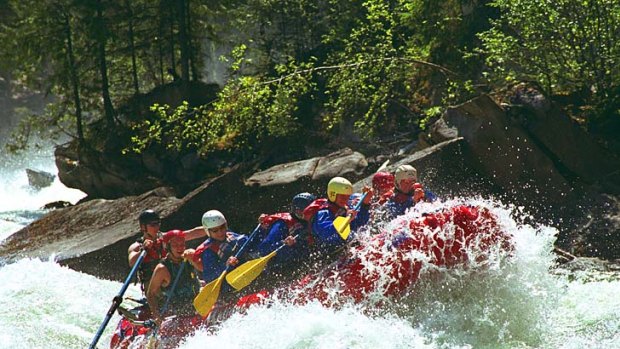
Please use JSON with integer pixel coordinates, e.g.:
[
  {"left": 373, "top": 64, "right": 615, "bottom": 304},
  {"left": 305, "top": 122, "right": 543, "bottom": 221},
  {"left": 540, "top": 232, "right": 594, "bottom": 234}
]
[
  {"left": 292, "top": 204, "right": 513, "bottom": 305},
  {"left": 110, "top": 204, "right": 512, "bottom": 348}
]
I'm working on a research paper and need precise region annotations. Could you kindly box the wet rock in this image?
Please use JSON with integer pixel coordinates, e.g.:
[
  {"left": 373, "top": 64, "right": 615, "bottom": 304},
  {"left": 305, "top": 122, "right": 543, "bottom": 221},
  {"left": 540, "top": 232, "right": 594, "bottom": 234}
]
[{"left": 26, "top": 169, "right": 55, "bottom": 189}]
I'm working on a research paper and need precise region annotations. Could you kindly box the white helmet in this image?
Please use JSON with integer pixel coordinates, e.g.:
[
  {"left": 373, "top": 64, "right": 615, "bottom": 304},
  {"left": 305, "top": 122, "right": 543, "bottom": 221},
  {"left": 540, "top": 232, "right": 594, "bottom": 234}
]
[
  {"left": 394, "top": 165, "right": 418, "bottom": 190},
  {"left": 202, "top": 210, "right": 227, "bottom": 229}
]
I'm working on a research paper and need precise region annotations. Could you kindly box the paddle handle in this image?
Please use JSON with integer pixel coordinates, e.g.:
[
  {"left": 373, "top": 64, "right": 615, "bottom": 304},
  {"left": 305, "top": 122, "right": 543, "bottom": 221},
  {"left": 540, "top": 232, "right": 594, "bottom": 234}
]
[
  {"left": 88, "top": 249, "right": 147, "bottom": 349},
  {"left": 351, "top": 192, "right": 368, "bottom": 212},
  {"left": 224, "top": 224, "right": 262, "bottom": 272}
]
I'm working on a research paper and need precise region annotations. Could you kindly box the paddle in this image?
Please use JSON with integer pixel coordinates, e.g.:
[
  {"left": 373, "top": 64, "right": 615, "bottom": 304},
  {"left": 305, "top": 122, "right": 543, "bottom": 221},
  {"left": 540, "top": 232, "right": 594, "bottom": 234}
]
[
  {"left": 193, "top": 224, "right": 261, "bottom": 317},
  {"left": 146, "top": 260, "right": 187, "bottom": 349},
  {"left": 225, "top": 234, "right": 299, "bottom": 291},
  {"left": 333, "top": 192, "right": 368, "bottom": 240},
  {"left": 88, "top": 249, "right": 147, "bottom": 349}
]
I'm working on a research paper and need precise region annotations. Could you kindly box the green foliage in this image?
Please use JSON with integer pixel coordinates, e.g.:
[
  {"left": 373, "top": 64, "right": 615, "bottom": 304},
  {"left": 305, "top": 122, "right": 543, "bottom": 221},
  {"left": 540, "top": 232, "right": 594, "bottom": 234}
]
[
  {"left": 0, "top": 0, "right": 216, "bottom": 153},
  {"left": 126, "top": 59, "right": 316, "bottom": 157},
  {"left": 478, "top": 0, "right": 620, "bottom": 106}
]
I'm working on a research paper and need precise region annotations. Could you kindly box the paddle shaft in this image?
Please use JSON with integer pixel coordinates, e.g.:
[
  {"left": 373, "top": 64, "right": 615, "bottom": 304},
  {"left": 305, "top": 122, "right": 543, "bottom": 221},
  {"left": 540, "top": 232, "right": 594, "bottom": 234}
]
[
  {"left": 88, "top": 249, "right": 147, "bottom": 349},
  {"left": 223, "top": 223, "right": 263, "bottom": 274},
  {"left": 148, "top": 260, "right": 188, "bottom": 344},
  {"left": 335, "top": 192, "right": 368, "bottom": 239}
]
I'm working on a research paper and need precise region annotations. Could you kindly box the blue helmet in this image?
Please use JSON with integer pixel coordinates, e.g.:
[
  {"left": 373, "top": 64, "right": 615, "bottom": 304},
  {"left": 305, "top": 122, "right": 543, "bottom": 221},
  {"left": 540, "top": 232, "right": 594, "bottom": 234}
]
[{"left": 291, "top": 192, "right": 316, "bottom": 220}]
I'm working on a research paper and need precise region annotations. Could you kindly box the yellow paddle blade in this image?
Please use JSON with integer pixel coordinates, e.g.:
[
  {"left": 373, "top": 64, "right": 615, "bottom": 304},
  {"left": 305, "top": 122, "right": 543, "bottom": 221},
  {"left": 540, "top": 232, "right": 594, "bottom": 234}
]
[
  {"left": 193, "top": 272, "right": 225, "bottom": 317},
  {"left": 226, "top": 250, "right": 277, "bottom": 291},
  {"left": 333, "top": 215, "right": 352, "bottom": 240}
]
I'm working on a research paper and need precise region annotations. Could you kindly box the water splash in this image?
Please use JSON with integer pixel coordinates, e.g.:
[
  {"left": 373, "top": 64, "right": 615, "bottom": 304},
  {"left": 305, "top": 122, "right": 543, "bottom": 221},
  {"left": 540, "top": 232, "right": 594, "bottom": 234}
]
[
  {"left": 0, "top": 199, "right": 618, "bottom": 349},
  {"left": 0, "top": 153, "right": 85, "bottom": 241},
  {"left": 0, "top": 258, "right": 141, "bottom": 349}
]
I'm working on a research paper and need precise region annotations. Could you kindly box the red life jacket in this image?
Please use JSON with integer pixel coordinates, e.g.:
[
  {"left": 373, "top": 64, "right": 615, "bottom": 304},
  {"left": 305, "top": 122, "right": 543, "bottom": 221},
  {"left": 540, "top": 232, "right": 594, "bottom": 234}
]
[
  {"left": 193, "top": 232, "right": 237, "bottom": 265},
  {"left": 142, "top": 237, "right": 167, "bottom": 262},
  {"left": 261, "top": 212, "right": 310, "bottom": 245},
  {"left": 136, "top": 236, "right": 167, "bottom": 292},
  {"left": 260, "top": 212, "right": 296, "bottom": 229},
  {"left": 302, "top": 198, "right": 342, "bottom": 222}
]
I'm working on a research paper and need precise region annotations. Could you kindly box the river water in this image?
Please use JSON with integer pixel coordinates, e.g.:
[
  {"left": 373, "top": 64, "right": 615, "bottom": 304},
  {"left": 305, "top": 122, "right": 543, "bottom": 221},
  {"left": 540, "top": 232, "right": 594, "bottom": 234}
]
[{"left": 0, "top": 156, "right": 618, "bottom": 349}]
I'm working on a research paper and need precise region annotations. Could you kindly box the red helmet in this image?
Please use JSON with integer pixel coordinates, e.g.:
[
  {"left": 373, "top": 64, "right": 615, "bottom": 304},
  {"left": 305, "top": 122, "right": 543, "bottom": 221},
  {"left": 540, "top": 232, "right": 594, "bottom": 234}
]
[
  {"left": 372, "top": 171, "right": 394, "bottom": 191},
  {"left": 162, "top": 230, "right": 185, "bottom": 243}
]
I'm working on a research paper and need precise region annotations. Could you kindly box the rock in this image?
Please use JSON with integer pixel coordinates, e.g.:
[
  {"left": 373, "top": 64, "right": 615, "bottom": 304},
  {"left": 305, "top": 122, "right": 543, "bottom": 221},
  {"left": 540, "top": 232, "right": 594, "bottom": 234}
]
[
  {"left": 0, "top": 188, "right": 181, "bottom": 281},
  {"left": 26, "top": 169, "right": 55, "bottom": 189},
  {"left": 245, "top": 148, "right": 368, "bottom": 188},
  {"left": 438, "top": 94, "right": 573, "bottom": 211},
  {"left": 42, "top": 201, "right": 72, "bottom": 209},
  {"left": 510, "top": 86, "right": 620, "bottom": 194}
]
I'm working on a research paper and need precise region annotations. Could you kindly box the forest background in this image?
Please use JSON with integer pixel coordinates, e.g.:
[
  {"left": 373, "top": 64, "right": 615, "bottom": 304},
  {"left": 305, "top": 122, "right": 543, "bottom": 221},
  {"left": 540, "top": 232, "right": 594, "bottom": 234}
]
[{"left": 0, "top": 0, "right": 618, "bottom": 186}]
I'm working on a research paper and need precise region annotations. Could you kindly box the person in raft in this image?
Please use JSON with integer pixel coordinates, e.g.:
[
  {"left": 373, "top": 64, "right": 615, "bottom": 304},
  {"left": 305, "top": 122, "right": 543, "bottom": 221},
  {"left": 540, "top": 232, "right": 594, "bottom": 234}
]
[
  {"left": 253, "top": 192, "right": 317, "bottom": 270},
  {"left": 371, "top": 171, "right": 395, "bottom": 205},
  {"left": 128, "top": 209, "right": 207, "bottom": 294},
  {"left": 191, "top": 210, "right": 249, "bottom": 285},
  {"left": 302, "top": 177, "right": 373, "bottom": 254},
  {"left": 384, "top": 164, "right": 437, "bottom": 219},
  {"left": 146, "top": 230, "right": 202, "bottom": 343}
]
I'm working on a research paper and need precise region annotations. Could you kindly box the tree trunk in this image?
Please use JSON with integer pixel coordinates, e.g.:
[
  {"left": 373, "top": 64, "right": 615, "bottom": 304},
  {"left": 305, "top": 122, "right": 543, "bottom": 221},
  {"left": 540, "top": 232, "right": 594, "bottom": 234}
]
[
  {"left": 169, "top": 0, "right": 176, "bottom": 79},
  {"left": 126, "top": 0, "right": 140, "bottom": 95},
  {"left": 63, "top": 13, "right": 84, "bottom": 145},
  {"left": 177, "top": 0, "right": 190, "bottom": 81},
  {"left": 186, "top": 0, "right": 199, "bottom": 81},
  {"left": 96, "top": 0, "right": 115, "bottom": 128}
]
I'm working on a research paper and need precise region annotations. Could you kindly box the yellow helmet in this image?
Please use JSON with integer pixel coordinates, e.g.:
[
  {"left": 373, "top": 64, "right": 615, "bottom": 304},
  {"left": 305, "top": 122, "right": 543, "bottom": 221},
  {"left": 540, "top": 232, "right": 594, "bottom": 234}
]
[
  {"left": 394, "top": 165, "right": 418, "bottom": 190},
  {"left": 327, "top": 177, "right": 353, "bottom": 202}
]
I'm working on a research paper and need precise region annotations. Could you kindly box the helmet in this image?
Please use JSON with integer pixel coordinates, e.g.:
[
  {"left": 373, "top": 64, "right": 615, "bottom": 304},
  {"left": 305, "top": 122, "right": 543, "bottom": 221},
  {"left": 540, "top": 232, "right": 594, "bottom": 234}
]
[
  {"left": 291, "top": 192, "right": 316, "bottom": 219},
  {"left": 394, "top": 165, "right": 417, "bottom": 190},
  {"left": 372, "top": 171, "right": 394, "bottom": 191},
  {"left": 202, "top": 210, "right": 227, "bottom": 230},
  {"left": 327, "top": 177, "right": 353, "bottom": 202},
  {"left": 138, "top": 209, "right": 160, "bottom": 225},
  {"left": 162, "top": 229, "right": 185, "bottom": 243}
]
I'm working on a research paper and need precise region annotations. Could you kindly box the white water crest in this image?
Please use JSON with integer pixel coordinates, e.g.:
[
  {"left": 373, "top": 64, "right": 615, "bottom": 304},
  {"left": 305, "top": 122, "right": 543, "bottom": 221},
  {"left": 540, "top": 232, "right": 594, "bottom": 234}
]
[
  {"left": 0, "top": 197, "right": 618, "bottom": 349},
  {"left": 0, "top": 258, "right": 142, "bottom": 349},
  {"left": 0, "top": 151, "right": 86, "bottom": 241}
]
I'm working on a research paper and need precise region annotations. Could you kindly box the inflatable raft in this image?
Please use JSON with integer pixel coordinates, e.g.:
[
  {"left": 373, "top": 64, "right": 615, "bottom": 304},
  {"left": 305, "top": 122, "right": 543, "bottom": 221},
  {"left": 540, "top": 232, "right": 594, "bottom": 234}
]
[{"left": 110, "top": 204, "right": 512, "bottom": 348}]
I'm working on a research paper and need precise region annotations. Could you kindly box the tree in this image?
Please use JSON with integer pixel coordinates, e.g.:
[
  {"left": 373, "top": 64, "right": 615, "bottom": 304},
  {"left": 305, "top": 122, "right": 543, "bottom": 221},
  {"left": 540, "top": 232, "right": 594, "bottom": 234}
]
[{"left": 478, "top": 0, "right": 620, "bottom": 124}]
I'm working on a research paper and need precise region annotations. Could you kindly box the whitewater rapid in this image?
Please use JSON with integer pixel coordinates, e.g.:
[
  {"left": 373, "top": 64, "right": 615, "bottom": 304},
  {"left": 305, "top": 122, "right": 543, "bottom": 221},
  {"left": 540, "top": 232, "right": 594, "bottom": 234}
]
[{"left": 1, "top": 198, "right": 618, "bottom": 349}]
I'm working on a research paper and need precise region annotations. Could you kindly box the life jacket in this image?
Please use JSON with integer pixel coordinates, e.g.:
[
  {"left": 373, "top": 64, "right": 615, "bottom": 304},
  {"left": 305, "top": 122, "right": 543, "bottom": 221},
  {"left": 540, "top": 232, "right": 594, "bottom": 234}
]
[
  {"left": 260, "top": 212, "right": 311, "bottom": 245},
  {"left": 302, "top": 198, "right": 344, "bottom": 222},
  {"left": 160, "top": 258, "right": 200, "bottom": 317},
  {"left": 193, "top": 232, "right": 241, "bottom": 265},
  {"left": 136, "top": 235, "right": 167, "bottom": 292},
  {"left": 302, "top": 198, "right": 347, "bottom": 245}
]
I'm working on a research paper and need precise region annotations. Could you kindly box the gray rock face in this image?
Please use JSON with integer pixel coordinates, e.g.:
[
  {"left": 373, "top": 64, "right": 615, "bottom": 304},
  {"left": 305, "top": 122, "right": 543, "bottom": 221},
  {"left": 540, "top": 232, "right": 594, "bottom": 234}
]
[
  {"left": 245, "top": 148, "right": 367, "bottom": 187},
  {"left": 0, "top": 149, "right": 372, "bottom": 280},
  {"left": 26, "top": 169, "right": 55, "bottom": 189},
  {"left": 442, "top": 94, "right": 573, "bottom": 209},
  {"left": 0, "top": 189, "right": 181, "bottom": 281}
]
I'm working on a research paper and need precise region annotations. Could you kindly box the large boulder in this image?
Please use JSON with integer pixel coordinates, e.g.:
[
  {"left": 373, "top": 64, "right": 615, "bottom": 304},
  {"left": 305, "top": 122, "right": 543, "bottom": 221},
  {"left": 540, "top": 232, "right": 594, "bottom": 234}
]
[
  {"left": 0, "top": 148, "right": 371, "bottom": 281},
  {"left": 509, "top": 86, "right": 620, "bottom": 194},
  {"left": 0, "top": 188, "right": 180, "bottom": 281},
  {"left": 437, "top": 94, "right": 573, "bottom": 210}
]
